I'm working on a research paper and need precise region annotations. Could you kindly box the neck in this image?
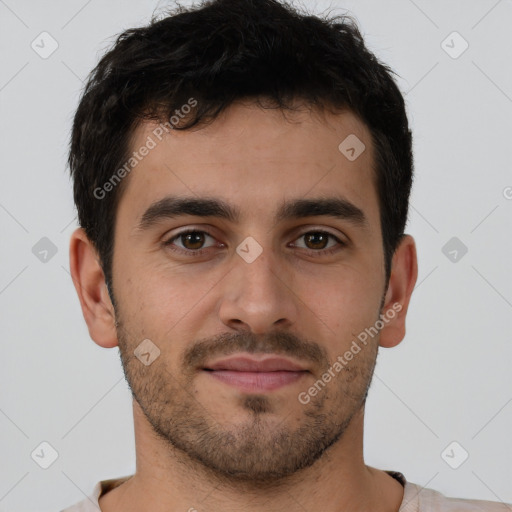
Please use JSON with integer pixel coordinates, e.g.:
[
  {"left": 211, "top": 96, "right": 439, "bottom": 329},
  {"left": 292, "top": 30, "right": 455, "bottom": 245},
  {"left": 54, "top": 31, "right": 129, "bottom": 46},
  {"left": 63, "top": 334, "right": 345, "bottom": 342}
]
[{"left": 99, "top": 401, "right": 404, "bottom": 512}]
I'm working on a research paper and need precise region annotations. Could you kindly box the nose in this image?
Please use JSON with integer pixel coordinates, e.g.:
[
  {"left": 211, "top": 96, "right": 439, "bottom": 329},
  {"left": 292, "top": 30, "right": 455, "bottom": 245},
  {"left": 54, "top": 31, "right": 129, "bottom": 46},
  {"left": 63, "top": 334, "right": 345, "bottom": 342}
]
[{"left": 218, "top": 247, "right": 299, "bottom": 334}]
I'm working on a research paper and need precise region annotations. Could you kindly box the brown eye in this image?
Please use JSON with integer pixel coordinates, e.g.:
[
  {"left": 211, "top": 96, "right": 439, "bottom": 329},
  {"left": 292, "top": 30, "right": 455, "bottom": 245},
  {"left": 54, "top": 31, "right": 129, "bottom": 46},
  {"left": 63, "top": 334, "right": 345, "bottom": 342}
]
[
  {"left": 303, "top": 232, "right": 330, "bottom": 250},
  {"left": 180, "top": 232, "right": 207, "bottom": 250},
  {"left": 164, "top": 230, "right": 217, "bottom": 253},
  {"left": 292, "top": 231, "right": 344, "bottom": 253}
]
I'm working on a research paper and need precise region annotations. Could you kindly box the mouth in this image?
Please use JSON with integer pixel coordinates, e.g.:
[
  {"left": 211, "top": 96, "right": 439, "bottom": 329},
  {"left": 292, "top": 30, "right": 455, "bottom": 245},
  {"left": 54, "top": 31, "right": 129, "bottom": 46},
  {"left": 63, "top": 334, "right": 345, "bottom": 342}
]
[{"left": 202, "top": 355, "right": 309, "bottom": 392}]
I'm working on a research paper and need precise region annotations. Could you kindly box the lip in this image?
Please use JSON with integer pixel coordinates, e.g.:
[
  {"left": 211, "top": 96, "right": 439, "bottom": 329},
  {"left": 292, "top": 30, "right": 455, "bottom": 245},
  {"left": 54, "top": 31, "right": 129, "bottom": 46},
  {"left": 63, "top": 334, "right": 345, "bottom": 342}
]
[
  {"left": 202, "top": 355, "right": 309, "bottom": 392},
  {"left": 204, "top": 355, "right": 307, "bottom": 372}
]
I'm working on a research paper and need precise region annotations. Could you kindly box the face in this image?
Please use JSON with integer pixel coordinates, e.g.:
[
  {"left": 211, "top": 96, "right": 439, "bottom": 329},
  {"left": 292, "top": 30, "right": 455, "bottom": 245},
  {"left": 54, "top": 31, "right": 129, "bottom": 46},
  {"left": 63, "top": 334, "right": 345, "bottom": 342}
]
[{"left": 111, "top": 102, "right": 388, "bottom": 483}]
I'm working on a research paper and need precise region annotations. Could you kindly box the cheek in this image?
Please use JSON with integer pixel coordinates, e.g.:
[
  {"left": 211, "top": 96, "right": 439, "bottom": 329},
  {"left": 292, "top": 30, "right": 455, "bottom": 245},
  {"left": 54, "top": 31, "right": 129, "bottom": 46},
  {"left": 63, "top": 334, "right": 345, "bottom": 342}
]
[
  {"left": 118, "top": 264, "right": 221, "bottom": 335},
  {"left": 297, "top": 266, "right": 382, "bottom": 342}
]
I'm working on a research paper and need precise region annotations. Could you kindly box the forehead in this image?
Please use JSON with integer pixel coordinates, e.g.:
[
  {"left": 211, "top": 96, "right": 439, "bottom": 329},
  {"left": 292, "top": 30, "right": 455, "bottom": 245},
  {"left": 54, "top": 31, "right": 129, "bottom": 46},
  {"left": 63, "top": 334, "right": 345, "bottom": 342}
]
[{"left": 117, "top": 102, "right": 379, "bottom": 228}]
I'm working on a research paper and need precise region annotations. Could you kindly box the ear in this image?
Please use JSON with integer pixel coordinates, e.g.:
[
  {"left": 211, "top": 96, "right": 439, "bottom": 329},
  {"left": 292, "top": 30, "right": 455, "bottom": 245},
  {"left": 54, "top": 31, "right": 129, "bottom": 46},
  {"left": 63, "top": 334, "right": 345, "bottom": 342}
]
[
  {"left": 379, "top": 235, "right": 418, "bottom": 349},
  {"left": 69, "top": 227, "right": 118, "bottom": 348}
]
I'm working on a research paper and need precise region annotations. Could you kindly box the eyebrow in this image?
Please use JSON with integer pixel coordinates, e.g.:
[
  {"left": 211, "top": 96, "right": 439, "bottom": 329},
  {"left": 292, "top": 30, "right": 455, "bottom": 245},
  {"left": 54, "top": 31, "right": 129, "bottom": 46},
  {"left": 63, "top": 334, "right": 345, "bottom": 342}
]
[{"left": 137, "top": 195, "right": 368, "bottom": 231}]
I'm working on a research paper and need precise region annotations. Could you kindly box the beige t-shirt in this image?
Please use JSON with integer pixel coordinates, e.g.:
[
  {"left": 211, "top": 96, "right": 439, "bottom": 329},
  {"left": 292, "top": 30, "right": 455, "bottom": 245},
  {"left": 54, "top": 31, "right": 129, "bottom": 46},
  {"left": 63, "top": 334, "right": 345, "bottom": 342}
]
[{"left": 61, "top": 471, "right": 511, "bottom": 511}]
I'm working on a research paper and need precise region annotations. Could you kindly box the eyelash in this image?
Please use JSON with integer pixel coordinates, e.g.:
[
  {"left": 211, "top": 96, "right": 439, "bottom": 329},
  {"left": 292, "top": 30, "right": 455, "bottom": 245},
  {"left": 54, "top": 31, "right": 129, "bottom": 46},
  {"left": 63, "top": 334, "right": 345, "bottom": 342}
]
[{"left": 163, "top": 229, "right": 346, "bottom": 257}]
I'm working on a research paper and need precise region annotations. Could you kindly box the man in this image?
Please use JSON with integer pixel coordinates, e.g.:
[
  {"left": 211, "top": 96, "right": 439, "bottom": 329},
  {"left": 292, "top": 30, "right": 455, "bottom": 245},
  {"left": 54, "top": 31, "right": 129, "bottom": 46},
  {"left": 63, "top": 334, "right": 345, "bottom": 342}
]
[{"left": 63, "top": 0, "right": 510, "bottom": 510}]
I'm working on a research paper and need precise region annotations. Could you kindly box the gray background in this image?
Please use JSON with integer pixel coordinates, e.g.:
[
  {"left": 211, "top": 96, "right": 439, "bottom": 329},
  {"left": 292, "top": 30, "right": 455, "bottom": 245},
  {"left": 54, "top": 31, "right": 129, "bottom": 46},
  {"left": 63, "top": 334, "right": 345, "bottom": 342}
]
[{"left": 1, "top": 0, "right": 511, "bottom": 510}]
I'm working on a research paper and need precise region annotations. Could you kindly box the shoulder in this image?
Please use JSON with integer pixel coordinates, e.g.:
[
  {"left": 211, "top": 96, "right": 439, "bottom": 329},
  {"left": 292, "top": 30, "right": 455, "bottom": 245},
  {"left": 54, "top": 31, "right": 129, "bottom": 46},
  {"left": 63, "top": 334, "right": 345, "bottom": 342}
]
[
  {"left": 60, "top": 476, "right": 132, "bottom": 512},
  {"left": 402, "top": 482, "right": 511, "bottom": 511}
]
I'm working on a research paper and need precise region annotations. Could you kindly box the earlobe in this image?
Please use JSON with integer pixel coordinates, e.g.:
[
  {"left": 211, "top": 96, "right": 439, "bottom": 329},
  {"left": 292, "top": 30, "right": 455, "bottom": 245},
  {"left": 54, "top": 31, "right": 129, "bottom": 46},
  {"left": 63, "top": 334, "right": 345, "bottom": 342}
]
[
  {"left": 378, "top": 235, "right": 418, "bottom": 349},
  {"left": 69, "top": 228, "right": 119, "bottom": 348}
]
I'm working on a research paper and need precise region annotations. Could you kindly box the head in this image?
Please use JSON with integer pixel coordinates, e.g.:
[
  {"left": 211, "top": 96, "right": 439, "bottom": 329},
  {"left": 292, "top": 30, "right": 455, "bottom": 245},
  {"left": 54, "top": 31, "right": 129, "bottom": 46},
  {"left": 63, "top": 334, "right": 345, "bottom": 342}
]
[{"left": 69, "top": 0, "right": 417, "bottom": 485}]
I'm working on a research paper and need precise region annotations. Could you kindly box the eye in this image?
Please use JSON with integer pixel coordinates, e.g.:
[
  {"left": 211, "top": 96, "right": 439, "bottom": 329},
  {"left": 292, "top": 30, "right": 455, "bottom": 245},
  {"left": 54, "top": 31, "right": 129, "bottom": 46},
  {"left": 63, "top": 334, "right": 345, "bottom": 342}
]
[
  {"left": 291, "top": 230, "right": 345, "bottom": 255},
  {"left": 163, "top": 228, "right": 346, "bottom": 257},
  {"left": 164, "top": 229, "right": 219, "bottom": 254}
]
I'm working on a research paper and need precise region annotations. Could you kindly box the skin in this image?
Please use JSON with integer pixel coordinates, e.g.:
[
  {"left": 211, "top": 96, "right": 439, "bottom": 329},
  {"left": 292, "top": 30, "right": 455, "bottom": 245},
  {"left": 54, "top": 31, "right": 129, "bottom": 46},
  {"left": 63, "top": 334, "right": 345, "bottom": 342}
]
[{"left": 70, "top": 100, "right": 418, "bottom": 512}]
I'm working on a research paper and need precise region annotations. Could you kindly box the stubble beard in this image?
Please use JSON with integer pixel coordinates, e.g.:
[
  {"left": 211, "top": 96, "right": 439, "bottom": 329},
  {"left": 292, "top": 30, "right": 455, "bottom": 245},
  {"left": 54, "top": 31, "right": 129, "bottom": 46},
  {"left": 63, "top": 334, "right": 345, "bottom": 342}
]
[{"left": 115, "top": 316, "right": 378, "bottom": 486}]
